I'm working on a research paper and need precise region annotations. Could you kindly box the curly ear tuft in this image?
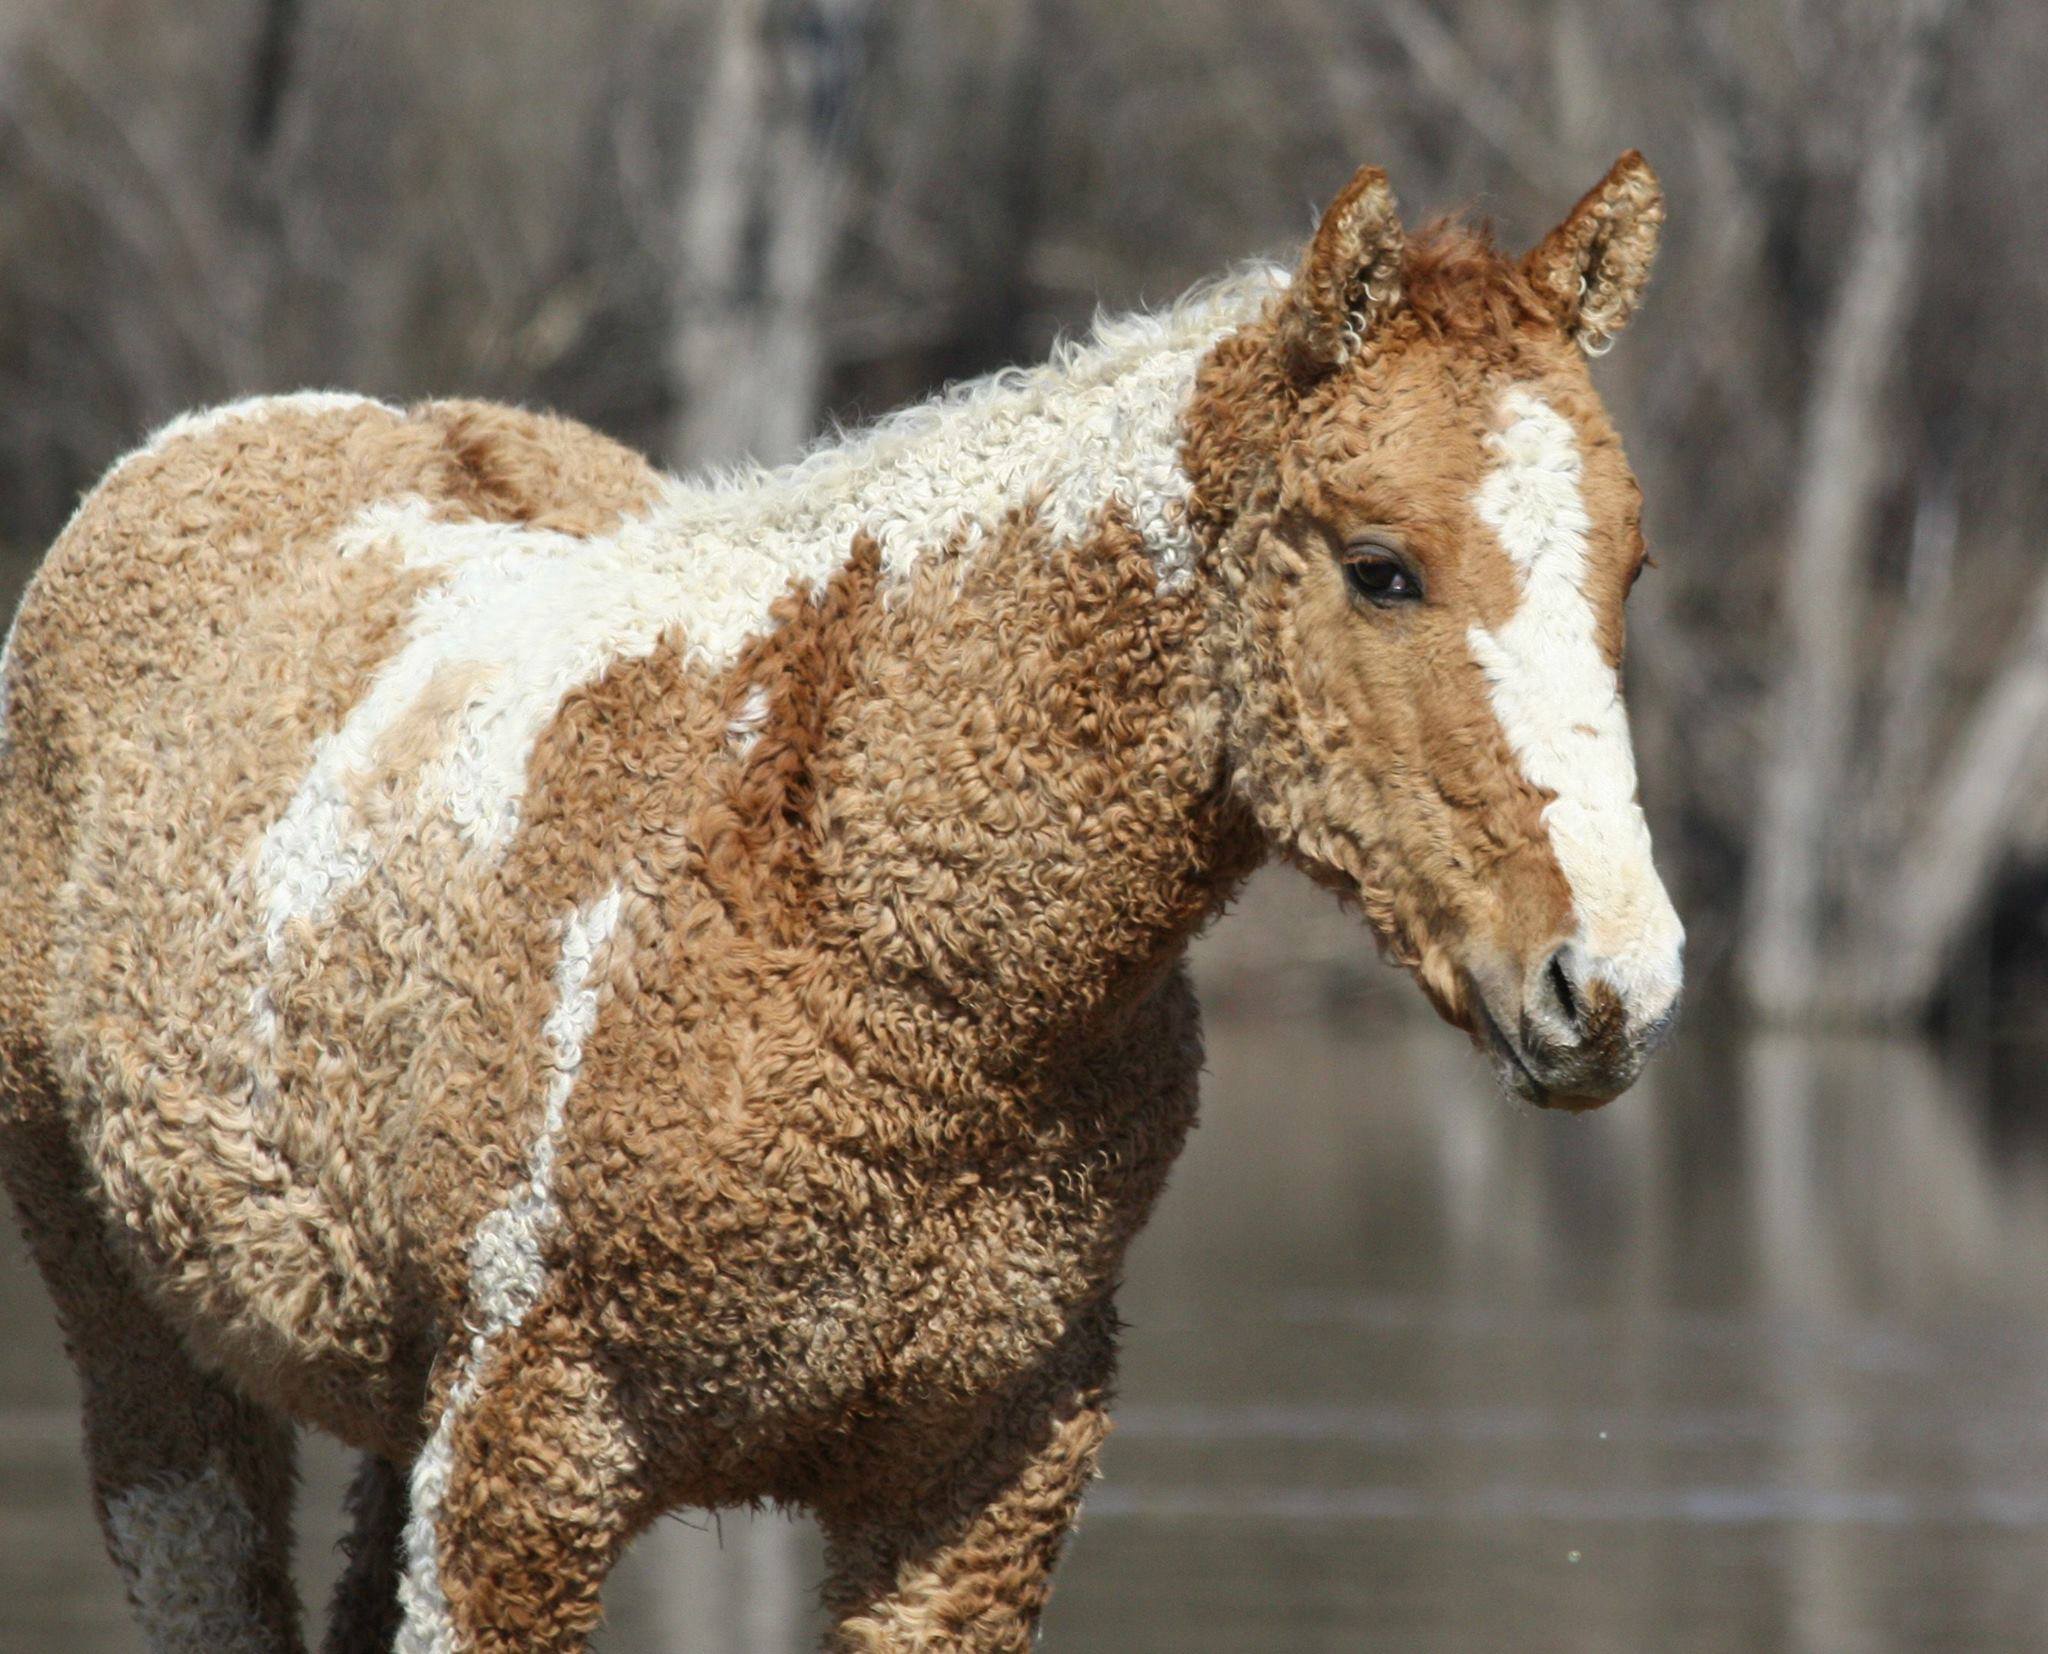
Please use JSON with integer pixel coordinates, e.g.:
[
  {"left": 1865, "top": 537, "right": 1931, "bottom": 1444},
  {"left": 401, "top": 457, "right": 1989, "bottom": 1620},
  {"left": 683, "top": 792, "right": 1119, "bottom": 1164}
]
[
  {"left": 1277, "top": 164, "right": 1406, "bottom": 381},
  {"left": 1523, "top": 151, "right": 1664, "bottom": 354}
]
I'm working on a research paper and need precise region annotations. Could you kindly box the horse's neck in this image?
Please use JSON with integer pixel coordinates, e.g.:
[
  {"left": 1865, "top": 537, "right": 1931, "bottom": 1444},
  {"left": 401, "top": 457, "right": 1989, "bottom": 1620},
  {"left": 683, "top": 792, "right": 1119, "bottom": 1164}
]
[
  {"left": 644, "top": 277, "right": 1275, "bottom": 1053},
  {"left": 676, "top": 266, "right": 1280, "bottom": 597},
  {"left": 804, "top": 490, "right": 1262, "bottom": 1071},
  {"left": 708, "top": 285, "right": 1281, "bottom": 1063}
]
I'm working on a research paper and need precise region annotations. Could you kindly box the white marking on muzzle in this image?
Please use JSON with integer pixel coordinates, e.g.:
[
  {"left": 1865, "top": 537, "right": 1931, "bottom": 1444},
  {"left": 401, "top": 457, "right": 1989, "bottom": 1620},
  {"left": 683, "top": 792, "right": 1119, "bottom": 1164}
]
[{"left": 1464, "top": 388, "right": 1683, "bottom": 1019}]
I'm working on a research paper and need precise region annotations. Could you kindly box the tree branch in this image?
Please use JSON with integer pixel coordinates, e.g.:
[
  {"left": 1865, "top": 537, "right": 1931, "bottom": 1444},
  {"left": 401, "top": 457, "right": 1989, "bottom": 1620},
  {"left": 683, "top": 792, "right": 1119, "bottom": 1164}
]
[{"left": 1737, "top": 0, "right": 1960, "bottom": 1017}]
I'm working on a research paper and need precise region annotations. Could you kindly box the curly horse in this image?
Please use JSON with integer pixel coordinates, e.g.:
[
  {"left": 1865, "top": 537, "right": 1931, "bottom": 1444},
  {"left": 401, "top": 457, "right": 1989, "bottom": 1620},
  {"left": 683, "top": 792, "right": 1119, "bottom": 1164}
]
[{"left": 0, "top": 154, "right": 1681, "bottom": 1651}]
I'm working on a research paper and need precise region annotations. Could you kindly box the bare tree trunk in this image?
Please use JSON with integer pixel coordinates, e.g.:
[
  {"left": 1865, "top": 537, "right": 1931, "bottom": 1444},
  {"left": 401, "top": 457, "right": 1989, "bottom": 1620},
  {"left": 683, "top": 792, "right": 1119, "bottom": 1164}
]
[
  {"left": 244, "top": 0, "right": 302, "bottom": 155},
  {"left": 1852, "top": 566, "right": 2048, "bottom": 1018},
  {"left": 1862, "top": 475, "right": 1958, "bottom": 834},
  {"left": 666, "top": 0, "right": 872, "bottom": 471},
  {"left": 1833, "top": 470, "right": 1957, "bottom": 947},
  {"left": 1371, "top": 0, "right": 1577, "bottom": 197},
  {"left": 1738, "top": 0, "right": 1957, "bottom": 1018}
]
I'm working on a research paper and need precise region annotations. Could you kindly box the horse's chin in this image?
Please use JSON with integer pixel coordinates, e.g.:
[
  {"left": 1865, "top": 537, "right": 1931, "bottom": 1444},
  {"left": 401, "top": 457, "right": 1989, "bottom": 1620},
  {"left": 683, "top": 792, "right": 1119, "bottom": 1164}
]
[{"left": 1472, "top": 1003, "right": 1619, "bottom": 1113}]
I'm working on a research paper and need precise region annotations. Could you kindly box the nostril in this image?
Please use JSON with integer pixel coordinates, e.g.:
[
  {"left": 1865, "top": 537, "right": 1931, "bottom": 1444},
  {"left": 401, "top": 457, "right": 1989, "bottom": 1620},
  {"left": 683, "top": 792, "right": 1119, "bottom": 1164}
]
[{"left": 1547, "top": 951, "right": 1581, "bottom": 1035}]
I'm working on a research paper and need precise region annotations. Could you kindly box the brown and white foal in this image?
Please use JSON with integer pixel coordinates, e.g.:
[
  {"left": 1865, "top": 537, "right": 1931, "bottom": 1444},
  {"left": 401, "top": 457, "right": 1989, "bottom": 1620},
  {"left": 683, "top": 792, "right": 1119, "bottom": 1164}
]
[{"left": 0, "top": 153, "right": 1679, "bottom": 1652}]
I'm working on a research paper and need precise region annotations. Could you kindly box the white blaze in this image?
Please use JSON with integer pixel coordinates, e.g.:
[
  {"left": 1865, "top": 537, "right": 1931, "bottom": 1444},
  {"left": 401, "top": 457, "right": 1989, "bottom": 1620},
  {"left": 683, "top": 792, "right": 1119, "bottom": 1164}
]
[{"left": 1465, "top": 387, "right": 1683, "bottom": 1015}]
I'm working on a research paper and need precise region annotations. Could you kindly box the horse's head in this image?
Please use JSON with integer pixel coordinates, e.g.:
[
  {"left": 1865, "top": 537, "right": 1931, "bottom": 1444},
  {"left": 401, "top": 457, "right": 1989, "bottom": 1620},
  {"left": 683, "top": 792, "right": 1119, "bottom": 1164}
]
[{"left": 1191, "top": 153, "right": 1682, "bottom": 1109}]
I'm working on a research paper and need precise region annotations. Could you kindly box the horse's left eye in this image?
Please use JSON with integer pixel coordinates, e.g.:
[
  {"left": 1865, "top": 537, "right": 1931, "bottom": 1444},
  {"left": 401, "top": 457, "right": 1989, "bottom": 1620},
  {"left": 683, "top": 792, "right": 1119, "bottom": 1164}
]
[{"left": 1341, "top": 545, "right": 1423, "bottom": 606}]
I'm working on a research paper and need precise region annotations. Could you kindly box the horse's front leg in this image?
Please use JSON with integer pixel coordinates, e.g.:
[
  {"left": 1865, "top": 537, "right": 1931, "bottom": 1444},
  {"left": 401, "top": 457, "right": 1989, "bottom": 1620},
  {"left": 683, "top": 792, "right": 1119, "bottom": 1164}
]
[
  {"left": 3, "top": 1114, "right": 306, "bottom": 1653},
  {"left": 393, "top": 1310, "right": 648, "bottom": 1654},
  {"left": 817, "top": 1313, "right": 1115, "bottom": 1653}
]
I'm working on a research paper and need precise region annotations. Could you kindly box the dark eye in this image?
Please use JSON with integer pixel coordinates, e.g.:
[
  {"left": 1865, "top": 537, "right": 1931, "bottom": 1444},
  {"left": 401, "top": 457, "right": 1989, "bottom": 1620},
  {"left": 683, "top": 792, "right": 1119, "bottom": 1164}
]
[{"left": 1341, "top": 544, "right": 1423, "bottom": 606}]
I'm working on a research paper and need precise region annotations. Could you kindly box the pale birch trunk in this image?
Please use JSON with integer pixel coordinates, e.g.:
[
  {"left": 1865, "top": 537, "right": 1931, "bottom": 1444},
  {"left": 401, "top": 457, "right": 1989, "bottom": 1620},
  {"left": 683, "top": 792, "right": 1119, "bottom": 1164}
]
[
  {"left": 666, "top": 0, "right": 872, "bottom": 471},
  {"left": 1854, "top": 569, "right": 2048, "bottom": 1018},
  {"left": 1738, "top": 0, "right": 1957, "bottom": 1017}
]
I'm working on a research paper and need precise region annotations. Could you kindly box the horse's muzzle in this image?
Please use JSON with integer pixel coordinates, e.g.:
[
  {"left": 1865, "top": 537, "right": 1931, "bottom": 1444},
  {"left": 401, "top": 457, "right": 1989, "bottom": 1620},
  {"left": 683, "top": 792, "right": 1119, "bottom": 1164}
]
[{"left": 1466, "top": 941, "right": 1682, "bottom": 1111}]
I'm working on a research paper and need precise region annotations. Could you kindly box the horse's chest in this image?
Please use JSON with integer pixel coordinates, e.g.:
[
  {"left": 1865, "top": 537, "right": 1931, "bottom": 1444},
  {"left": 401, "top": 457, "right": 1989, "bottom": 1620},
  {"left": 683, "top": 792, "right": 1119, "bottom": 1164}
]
[{"left": 692, "top": 1076, "right": 1193, "bottom": 1419}]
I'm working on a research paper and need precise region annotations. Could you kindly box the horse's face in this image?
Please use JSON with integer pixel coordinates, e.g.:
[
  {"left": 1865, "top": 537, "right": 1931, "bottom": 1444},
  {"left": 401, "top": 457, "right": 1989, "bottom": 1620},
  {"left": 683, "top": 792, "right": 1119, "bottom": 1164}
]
[{"left": 1206, "top": 155, "right": 1682, "bottom": 1109}]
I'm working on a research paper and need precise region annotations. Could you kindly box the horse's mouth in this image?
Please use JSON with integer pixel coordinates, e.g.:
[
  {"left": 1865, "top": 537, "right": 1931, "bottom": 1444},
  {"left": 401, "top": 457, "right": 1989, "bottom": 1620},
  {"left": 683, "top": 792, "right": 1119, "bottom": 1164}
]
[
  {"left": 1475, "top": 1001, "right": 1608, "bottom": 1113},
  {"left": 1476, "top": 1002, "right": 1545, "bottom": 1103}
]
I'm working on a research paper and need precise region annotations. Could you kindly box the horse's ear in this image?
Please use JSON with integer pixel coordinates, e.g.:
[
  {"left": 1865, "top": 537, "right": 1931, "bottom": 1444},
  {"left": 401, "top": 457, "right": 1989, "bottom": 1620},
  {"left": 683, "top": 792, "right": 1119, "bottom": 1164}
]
[
  {"left": 1523, "top": 151, "right": 1664, "bottom": 355},
  {"left": 1277, "top": 164, "right": 1406, "bottom": 381}
]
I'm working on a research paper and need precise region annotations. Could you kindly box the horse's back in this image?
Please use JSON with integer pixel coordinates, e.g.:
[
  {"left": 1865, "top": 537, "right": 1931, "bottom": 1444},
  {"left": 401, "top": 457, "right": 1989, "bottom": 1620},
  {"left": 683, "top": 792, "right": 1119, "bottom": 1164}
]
[{"left": 0, "top": 392, "right": 664, "bottom": 1436}]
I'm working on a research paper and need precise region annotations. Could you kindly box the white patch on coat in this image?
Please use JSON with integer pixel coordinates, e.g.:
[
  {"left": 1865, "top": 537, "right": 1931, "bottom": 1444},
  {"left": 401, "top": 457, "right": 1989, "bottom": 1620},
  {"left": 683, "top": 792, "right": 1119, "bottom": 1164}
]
[
  {"left": 139, "top": 391, "right": 401, "bottom": 457},
  {"left": 727, "top": 684, "right": 772, "bottom": 757},
  {"left": 104, "top": 1465, "right": 273, "bottom": 1654},
  {"left": 395, "top": 884, "right": 624, "bottom": 1654},
  {"left": 251, "top": 268, "right": 1281, "bottom": 946},
  {"left": 1465, "top": 387, "right": 1683, "bottom": 1016}
]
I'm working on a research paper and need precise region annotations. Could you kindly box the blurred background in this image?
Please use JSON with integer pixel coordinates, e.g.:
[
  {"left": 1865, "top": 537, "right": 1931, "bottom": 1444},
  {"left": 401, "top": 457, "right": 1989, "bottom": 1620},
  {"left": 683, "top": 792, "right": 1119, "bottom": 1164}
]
[{"left": 4, "top": 0, "right": 2048, "bottom": 1648}]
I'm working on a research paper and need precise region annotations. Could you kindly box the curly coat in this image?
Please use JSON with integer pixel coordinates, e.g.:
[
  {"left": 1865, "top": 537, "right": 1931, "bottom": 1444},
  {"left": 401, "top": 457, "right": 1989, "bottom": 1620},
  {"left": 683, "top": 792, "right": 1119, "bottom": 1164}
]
[{"left": 0, "top": 154, "right": 1678, "bottom": 1652}]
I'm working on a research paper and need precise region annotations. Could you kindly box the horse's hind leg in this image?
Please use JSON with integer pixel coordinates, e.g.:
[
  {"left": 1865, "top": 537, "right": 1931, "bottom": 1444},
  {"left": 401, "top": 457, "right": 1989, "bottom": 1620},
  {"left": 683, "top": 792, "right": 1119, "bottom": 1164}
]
[
  {"left": 1, "top": 1113, "right": 306, "bottom": 1653},
  {"left": 325, "top": 1453, "right": 407, "bottom": 1654}
]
